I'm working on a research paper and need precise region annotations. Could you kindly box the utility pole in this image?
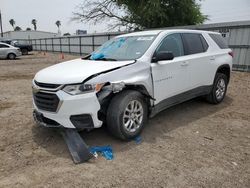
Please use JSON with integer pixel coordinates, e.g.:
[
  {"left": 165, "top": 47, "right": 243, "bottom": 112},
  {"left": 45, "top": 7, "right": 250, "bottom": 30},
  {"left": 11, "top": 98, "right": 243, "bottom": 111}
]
[{"left": 0, "top": 10, "right": 3, "bottom": 37}]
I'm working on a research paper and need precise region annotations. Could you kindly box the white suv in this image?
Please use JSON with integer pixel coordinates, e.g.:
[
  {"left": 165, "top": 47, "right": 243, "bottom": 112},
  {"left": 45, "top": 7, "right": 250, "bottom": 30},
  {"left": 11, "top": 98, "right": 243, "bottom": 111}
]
[{"left": 32, "top": 29, "right": 233, "bottom": 140}]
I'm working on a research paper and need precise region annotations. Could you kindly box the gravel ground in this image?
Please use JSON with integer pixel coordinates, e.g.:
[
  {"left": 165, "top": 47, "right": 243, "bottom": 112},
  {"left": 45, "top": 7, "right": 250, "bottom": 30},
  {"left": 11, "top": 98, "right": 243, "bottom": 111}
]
[{"left": 0, "top": 52, "right": 249, "bottom": 187}]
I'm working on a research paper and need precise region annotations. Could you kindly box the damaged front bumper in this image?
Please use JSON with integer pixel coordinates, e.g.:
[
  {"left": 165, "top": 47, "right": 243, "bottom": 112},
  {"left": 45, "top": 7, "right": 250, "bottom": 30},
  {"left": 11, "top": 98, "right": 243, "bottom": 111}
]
[{"left": 33, "top": 90, "right": 103, "bottom": 129}]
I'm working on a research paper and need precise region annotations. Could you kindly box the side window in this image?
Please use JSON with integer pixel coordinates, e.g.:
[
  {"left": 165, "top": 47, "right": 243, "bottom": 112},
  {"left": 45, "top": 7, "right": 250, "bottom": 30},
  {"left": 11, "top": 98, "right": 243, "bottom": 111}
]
[
  {"left": 0, "top": 44, "right": 9, "bottom": 48},
  {"left": 156, "top": 33, "right": 184, "bottom": 57},
  {"left": 182, "top": 33, "right": 205, "bottom": 55},
  {"left": 209, "top": 33, "right": 228, "bottom": 49},
  {"left": 200, "top": 35, "right": 209, "bottom": 51}
]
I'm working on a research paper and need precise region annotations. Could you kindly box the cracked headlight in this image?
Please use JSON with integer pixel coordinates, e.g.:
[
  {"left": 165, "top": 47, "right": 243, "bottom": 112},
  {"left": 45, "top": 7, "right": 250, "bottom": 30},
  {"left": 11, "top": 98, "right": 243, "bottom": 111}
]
[{"left": 62, "top": 83, "right": 105, "bottom": 95}]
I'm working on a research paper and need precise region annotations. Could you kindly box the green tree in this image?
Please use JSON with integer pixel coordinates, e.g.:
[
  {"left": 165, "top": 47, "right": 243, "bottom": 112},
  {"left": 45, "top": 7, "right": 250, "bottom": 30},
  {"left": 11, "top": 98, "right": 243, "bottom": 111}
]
[
  {"left": 73, "top": 0, "right": 207, "bottom": 30},
  {"left": 9, "top": 19, "right": 15, "bottom": 30},
  {"left": 26, "top": 27, "right": 31, "bottom": 31},
  {"left": 14, "top": 26, "right": 22, "bottom": 31},
  {"left": 31, "top": 19, "right": 37, "bottom": 30}
]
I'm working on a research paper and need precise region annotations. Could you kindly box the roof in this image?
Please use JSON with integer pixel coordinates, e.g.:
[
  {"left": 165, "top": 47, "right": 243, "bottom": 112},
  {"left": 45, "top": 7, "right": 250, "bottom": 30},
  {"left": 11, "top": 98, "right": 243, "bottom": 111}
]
[
  {"left": 116, "top": 29, "right": 219, "bottom": 38},
  {"left": 118, "top": 30, "right": 163, "bottom": 37},
  {"left": 0, "top": 42, "right": 12, "bottom": 47}
]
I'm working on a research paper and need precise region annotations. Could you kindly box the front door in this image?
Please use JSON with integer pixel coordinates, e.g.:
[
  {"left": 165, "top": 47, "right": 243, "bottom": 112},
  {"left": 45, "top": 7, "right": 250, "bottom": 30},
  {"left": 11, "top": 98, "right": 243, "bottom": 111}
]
[{"left": 151, "top": 33, "right": 188, "bottom": 104}]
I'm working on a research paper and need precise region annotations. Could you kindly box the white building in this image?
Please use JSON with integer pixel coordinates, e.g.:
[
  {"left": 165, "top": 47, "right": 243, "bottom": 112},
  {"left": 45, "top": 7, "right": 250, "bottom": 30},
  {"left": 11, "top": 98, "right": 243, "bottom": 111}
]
[{"left": 2, "top": 30, "right": 60, "bottom": 40}]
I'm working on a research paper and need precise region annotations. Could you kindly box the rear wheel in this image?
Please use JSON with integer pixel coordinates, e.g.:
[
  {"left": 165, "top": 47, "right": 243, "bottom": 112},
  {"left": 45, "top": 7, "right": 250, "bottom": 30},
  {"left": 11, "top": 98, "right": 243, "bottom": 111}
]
[
  {"left": 8, "top": 53, "right": 16, "bottom": 60},
  {"left": 206, "top": 73, "right": 228, "bottom": 104},
  {"left": 106, "top": 90, "right": 148, "bottom": 140}
]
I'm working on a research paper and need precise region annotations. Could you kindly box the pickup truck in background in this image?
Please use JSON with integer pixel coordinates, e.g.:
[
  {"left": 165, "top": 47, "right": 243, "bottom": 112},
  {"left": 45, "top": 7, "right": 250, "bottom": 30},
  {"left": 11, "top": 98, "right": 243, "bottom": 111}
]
[{"left": 0, "top": 39, "right": 33, "bottom": 55}]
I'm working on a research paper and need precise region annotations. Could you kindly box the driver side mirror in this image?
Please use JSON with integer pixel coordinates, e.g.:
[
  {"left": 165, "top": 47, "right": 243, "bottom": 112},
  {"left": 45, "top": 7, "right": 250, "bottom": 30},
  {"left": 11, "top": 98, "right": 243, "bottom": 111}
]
[{"left": 152, "top": 51, "right": 174, "bottom": 63}]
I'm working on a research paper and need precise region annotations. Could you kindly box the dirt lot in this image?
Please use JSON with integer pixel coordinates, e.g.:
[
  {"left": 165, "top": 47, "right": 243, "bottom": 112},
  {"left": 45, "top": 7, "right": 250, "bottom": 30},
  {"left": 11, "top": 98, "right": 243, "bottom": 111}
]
[{"left": 0, "top": 52, "right": 249, "bottom": 187}]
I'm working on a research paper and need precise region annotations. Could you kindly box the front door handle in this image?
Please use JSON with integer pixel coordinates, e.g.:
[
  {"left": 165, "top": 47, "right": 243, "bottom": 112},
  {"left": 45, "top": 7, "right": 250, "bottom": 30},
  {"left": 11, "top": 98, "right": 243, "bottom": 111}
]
[
  {"left": 181, "top": 61, "right": 189, "bottom": 66},
  {"left": 210, "top": 56, "right": 216, "bottom": 61}
]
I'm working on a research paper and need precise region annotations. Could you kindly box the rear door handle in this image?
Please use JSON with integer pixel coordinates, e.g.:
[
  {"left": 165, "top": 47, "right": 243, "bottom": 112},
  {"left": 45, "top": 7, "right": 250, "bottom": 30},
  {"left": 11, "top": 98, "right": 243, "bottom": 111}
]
[{"left": 181, "top": 61, "right": 189, "bottom": 66}]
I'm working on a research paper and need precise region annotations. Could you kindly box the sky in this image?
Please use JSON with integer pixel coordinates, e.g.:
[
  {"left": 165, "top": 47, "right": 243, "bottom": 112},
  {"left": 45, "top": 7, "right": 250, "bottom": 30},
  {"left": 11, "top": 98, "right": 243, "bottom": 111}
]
[{"left": 0, "top": 0, "right": 250, "bottom": 35}]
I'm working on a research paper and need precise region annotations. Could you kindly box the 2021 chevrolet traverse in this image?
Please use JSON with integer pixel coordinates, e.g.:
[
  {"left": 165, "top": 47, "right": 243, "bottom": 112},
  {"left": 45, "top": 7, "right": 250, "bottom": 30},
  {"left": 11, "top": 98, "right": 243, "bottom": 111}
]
[{"left": 32, "top": 29, "right": 232, "bottom": 140}]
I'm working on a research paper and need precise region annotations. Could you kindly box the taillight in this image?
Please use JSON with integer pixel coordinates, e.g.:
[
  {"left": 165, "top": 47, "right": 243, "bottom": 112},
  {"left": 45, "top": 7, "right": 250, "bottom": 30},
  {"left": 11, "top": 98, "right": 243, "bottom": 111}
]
[{"left": 228, "top": 51, "right": 233, "bottom": 58}]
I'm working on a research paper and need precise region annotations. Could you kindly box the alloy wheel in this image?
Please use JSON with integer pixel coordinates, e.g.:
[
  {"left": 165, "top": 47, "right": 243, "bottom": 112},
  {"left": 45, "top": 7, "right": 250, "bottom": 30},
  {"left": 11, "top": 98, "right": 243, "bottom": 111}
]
[{"left": 123, "top": 100, "right": 143, "bottom": 133}]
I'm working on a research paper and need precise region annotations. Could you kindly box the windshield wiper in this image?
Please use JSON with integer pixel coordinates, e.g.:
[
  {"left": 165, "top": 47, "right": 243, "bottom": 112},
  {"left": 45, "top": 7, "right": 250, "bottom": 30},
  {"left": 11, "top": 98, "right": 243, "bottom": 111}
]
[{"left": 95, "top": 58, "right": 117, "bottom": 61}]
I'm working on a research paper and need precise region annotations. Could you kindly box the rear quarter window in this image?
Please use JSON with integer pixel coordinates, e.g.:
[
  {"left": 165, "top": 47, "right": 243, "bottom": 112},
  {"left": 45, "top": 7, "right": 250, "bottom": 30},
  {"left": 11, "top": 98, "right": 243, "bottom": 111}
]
[
  {"left": 209, "top": 34, "right": 228, "bottom": 49},
  {"left": 182, "top": 33, "right": 206, "bottom": 55},
  {"left": 200, "top": 35, "right": 209, "bottom": 51}
]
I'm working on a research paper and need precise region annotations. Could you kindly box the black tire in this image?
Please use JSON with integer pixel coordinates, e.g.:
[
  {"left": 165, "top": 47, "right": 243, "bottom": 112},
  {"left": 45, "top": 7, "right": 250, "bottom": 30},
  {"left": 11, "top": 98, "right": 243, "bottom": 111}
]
[
  {"left": 8, "top": 53, "right": 16, "bottom": 60},
  {"left": 106, "top": 90, "right": 148, "bottom": 140},
  {"left": 21, "top": 48, "right": 28, "bottom": 55},
  {"left": 206, "top": 73, "right": 228, "bottom": 104}
]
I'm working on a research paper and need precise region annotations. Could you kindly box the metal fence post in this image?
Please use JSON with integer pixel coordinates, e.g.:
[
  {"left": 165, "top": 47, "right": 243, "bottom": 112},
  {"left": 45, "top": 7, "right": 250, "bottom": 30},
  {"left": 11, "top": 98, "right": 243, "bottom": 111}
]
[
  {"left": 92, "top": 35, "right": 95, "bottom": 52},
  {"left": 79, "top": 36, "right": 82, "bottom": 55},
  {"left": 60, "top": 38, "right": 62, "bottom": 53},
  {"left": 52, "top": 38, "right": 54, "bottom": 52},
  {"left": 40, "top": 39, "right": 42, "bottom": 51},
  {"left": 68, "top": 37, "right": 71, "bottom": 54},
  {"left": 45, "top": 39, "right": 47, "bottom": 52},
  {"left": 35, "top": 39, "right": 37, "bottom": 51}
]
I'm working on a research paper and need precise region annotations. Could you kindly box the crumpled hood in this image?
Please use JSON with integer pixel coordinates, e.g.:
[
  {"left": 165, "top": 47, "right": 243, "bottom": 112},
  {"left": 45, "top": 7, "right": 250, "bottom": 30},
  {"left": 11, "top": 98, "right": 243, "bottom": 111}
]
[{"left": 34, "top": 58, "right": 135, "bottom": 84}]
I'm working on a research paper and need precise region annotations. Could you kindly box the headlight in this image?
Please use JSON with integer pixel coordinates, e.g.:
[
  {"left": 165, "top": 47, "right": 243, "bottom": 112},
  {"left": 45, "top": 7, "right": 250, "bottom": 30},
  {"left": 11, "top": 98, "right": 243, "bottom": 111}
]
[{"left": 62, "top": 83, "right": 105, "bottom": 95}]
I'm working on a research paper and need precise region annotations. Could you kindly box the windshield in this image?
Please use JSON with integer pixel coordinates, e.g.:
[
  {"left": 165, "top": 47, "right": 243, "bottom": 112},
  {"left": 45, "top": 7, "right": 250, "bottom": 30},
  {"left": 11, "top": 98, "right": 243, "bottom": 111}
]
[{"left": 90, "top": 35, "right": 156, "bottom": 61}]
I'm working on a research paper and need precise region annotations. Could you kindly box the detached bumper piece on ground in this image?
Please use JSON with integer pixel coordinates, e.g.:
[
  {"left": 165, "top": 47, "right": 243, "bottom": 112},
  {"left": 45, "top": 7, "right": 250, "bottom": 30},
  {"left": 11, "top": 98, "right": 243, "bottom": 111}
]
[
  {"left": 34, "top": 110, "right": 114, "bottom": 163},
  {"left": 60, "top": 129, "right": 93, "bottom": 164},
  {"left": 34, "top": 110, "right": 93, "bottom": 163}
]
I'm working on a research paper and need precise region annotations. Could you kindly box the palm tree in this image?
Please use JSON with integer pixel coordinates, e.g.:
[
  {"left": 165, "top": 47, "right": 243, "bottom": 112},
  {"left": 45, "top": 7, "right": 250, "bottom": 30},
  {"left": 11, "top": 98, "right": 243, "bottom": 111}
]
[
  {"left": 9, "top": 19, "right": 15, "bottom": 30},
  {"left": 55, "top": 20, "right": 61, "bottom": 33},
  {"left": 31, "top": 19, "right": 37, "bottom": 30}
]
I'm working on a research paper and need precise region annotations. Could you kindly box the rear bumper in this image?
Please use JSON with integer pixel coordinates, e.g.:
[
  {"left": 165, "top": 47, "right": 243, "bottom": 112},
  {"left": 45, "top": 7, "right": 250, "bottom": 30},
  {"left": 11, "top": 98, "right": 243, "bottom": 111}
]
[{"left": 33, "top": 90, "right": 102, "bottom": 129}]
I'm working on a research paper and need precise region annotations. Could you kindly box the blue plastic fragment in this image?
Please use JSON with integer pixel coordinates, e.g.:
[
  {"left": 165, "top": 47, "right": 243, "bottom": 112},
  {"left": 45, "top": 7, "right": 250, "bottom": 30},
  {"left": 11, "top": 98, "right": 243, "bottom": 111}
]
[
  {"left": 89, "top": 146, "right": 113, "bottom": 160},
  {"left": 90, "top": 53, "right": 104, "bottom": 60},
  {"left": 134, "top": 136, "right": 142, "bottom": 144},
  {"left": 90, "top": 37, "right": 126, "bottom": 60}
]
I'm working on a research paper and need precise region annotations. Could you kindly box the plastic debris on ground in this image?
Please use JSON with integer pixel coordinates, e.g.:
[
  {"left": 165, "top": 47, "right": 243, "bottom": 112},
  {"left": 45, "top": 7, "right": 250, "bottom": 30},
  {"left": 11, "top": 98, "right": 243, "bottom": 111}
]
[
  {"left": 89, "top": 146, "right": 114, "bottom": 160},
  {"left": 134, "top": 136, "right": 142, "bottom": 144}
]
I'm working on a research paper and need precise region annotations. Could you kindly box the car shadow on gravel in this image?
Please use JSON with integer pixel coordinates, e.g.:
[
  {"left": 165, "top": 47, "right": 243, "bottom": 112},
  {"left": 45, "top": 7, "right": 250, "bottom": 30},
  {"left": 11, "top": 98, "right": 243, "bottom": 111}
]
[
  {"left": 31, "top": 96, "right": 233, "bottom": 160},
  {"left": 142, "top": 96, "right": 233, "bottom": 143},
  {"left": 31, "top": 126, "right": 71, "bottom": 159}
]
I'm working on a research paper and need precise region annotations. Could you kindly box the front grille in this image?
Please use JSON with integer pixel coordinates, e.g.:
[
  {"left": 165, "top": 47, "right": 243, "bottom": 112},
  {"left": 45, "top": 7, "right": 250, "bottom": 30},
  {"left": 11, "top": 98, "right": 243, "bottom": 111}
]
[
  {"left": 33, "top": 92, "right": 60, "bottom": 112},
  {"left": 34, "top": 80, "right": 61, "bottom": 89}
]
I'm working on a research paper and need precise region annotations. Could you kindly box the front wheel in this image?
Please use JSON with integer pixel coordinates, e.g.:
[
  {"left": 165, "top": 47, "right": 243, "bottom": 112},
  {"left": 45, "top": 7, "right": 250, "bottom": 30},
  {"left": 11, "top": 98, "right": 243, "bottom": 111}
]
[
  {"left": 106, "top": 90, "right": 148, "bottom": 140},
  {"left": 206, "top": 73, "right": 228, "bottom": 104},
  {"left": 8, "top": 53, "right": 16, "bottom": 60}
]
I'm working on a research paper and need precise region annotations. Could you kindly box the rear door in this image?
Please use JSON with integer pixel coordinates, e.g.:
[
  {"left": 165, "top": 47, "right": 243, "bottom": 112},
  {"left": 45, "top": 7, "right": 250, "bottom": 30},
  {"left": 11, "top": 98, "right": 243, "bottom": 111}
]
[
  {"left": 181, "top": 33, "right": 213, "bottom": 89},
  {"left": 0, "top": 44, "right": 10, "bottom": 58},
  {"left": 151, "top": 33, "right": 188, "bottom": 104}
]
